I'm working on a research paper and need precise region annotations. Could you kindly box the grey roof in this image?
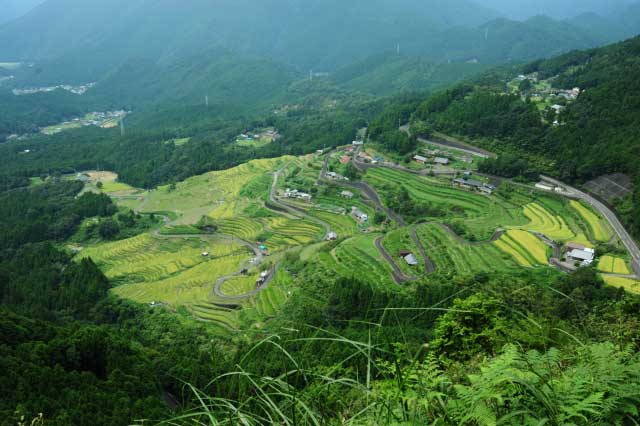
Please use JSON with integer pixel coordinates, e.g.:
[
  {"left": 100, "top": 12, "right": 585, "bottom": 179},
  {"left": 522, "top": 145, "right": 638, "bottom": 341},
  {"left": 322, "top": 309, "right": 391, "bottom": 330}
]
[
  {"left": 454, "top": 178, "right": 483, "bottom": 187},
  {"left": 434, "top": 157, "right": 450, "bottom": 164},
  {"left": 404, "top": 254, "right": 419, "bottom": 266},
  {"left": 567, "top": 249, "right": 595, "bottom": 261}
]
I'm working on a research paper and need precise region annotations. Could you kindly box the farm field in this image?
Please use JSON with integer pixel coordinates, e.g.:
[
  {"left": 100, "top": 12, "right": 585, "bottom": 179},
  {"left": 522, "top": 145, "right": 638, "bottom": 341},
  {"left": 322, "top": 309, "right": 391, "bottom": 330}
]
[
  {"left": 79, "top": 234, "right": 251, "bottom": 310},
  {"left": 602, "top": 276, "right": 640, "bottom": 295},
  {"left": 570, "top": 200, "right": 613, "bottom": 243},
  {"left": 310, "top": 210, "right": 358, "bottom": 237},
  {"left": 316, "top": 234, "right": 396, "bottom": 288},
  {"left": 364, "top": 167, "right": 528, "bottom": 239},
  {"left": 520, "top": 202, "right": 575, "bottom": 241},
  {"left": 597, "top": 255, "right": 632, "bottom": 275},
  {"left": 80, "top": 150, "right": 635, "bottom": 335},
  {"left": 137, "top": 157, "right": 286, "bottom": 223},
  {"left": 263, "top": 217, "right": 324, "bottom": 251},
  {"left": 494, "top": 230, "right": 549, "bottom": 268},
  {"left": 414, "top": 224, "right": 520, "bottom": 275}
]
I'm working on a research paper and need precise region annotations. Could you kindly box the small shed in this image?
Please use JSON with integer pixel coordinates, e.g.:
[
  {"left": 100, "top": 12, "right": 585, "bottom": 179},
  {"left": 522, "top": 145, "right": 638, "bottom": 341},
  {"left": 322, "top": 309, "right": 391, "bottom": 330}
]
[
  {"left": 326, "top": 232, "right": 338, "bottom": 241},
  {"left": 404, "top": 254, "right": 419, "bottom": 266},
  {"left": 341, "top": 191, "right": 354, "bottom": 199},
  {"left": 434, "top": 157, "right": 450, "bottom": 165},
  {"left": 413, "top": 155, "right": 428, "bottom": 164}
]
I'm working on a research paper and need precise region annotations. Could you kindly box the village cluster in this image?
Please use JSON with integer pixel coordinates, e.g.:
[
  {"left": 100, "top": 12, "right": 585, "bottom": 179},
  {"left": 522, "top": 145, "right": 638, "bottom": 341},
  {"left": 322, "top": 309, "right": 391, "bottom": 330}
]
[{"left": 12, "top": 82, "right": 96, "bottom": 96}]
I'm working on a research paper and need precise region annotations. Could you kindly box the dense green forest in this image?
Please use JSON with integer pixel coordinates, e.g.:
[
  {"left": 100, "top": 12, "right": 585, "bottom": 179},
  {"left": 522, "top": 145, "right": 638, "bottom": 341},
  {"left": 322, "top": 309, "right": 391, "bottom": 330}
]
[{"left": 0, "top": 85, "right": 377, "bottom": 188}]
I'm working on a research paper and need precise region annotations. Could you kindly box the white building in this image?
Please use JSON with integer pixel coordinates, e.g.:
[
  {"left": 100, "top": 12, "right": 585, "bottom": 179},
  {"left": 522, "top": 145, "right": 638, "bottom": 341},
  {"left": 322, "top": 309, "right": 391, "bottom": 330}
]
[{"left": 567, "top": 248, "right": 595, "bottom": 266}]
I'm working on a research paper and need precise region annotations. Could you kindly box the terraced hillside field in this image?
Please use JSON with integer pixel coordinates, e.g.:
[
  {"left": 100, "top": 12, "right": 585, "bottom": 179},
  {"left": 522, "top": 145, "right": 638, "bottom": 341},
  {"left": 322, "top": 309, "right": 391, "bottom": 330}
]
[
  {"left": 365, "top": 168, "right": 527, "bottom": 239},
  {"left": 381, "top": 228, "right": 425, "bottom": 275},
  {"left": 79, "top": 234, "right": 250, "bottom": 308},
  {"left": 315, "top": 234, "right": 396, "bottom": 288},
  {"left": 520, "top": 202, "right": 576, "bottom": 241},
  {"left": 494, "top": 230, "right": 550, "bottom": 268},
  {"left": 263, "top": 217, "right": 324, "bottom": 251},
  {"left": 137, "top": 157, "right": 287, "bottom": 223},
  {"left": 310, "top": 210, "right": 358, "bottom": 237},
  {"left": 602, "top": 276, "right": 640, "bottom": 295},
  {"left": 414, "top": 224, "right": 520, "bottom": 275},
  {"left": 570, "top": 200, "right": 613, "bottom": 243},
  {"left": 597, "top": 255, "right": 632, "bottom": 275}
]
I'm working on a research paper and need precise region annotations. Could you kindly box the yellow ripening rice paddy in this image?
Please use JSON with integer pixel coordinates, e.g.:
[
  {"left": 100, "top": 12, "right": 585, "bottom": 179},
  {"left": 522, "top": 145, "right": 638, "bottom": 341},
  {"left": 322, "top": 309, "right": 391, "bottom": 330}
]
[
  {"left": 602, "top": 276, "right": 640, "bottom": 295},
  {"left": 494, "top": 230, "right": 549, "bottom": 267},
  {"left": 521, "top": 203, "right": 575, "bottom": 241},
  {"left": 139, "top": 157, "right": 288, "bottom": 223},
  {"left": 79, "top": 234, "right": 251, "bottom": 307},
  {"left": 597, "top": 255, "right": 632, "bottom": 275},
  {"left": 570, "top": 200, "right": 612, "bottom": 242}
]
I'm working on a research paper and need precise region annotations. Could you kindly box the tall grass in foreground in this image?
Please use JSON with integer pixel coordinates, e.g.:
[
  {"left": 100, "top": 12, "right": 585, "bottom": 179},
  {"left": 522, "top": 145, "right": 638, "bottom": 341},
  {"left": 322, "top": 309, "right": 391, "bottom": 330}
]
[{"left": 146, "top": 317, "right": 640, "bottom": 425}]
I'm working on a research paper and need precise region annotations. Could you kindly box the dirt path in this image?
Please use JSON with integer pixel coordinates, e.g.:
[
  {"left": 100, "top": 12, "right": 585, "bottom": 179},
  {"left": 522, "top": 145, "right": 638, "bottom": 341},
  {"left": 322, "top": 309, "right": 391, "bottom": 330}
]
[
  {"left": 374, "top": 236, "right": 418, "bottom": 284},
  {"left": 213, "top": 266, "right": 277, "bottom": 300}
]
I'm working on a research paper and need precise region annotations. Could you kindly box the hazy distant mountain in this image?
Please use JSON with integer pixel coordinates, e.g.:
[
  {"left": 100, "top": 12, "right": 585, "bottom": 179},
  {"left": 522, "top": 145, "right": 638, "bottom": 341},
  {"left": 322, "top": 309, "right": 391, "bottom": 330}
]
[
  {"left": 473, "top": 0, "right": 638, "bottom": 20},
  {"left": 0, "top": 0, "right": 498, "bottom": 78},
  {"left": 0, "top": 0, "right": 44, "bottom": 24}
]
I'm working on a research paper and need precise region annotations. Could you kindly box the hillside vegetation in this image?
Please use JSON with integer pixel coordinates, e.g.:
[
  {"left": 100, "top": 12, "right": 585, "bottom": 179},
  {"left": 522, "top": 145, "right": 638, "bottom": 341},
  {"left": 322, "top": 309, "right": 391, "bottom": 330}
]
[{"left": 372, "top": 35, "right": 640, "bottom": 237}]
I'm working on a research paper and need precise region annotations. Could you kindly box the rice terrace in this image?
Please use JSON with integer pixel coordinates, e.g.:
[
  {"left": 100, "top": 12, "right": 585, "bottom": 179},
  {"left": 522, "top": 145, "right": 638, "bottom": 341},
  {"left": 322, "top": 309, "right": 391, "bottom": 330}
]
[{"left": 72, "top": 143, "right": 640, "bottom": 333}]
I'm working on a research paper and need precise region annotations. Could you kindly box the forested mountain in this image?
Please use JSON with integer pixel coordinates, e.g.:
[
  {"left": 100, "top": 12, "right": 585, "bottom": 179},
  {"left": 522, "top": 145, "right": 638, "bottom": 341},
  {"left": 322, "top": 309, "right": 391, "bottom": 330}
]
[
  {"left": 2, "top": 0, "right": 639, "bottom": 87},
  {"left": 475, "top": 0, "right": 638, "bottom": 20},
  {"left": 0, "top": 0, "right": 44, "bottom": 24},
  {"left": 0, "top": 0, "right": 496, "bottom": 79},
  {"left": 331, "top": 53, "right": 490, "bottom": 95}
]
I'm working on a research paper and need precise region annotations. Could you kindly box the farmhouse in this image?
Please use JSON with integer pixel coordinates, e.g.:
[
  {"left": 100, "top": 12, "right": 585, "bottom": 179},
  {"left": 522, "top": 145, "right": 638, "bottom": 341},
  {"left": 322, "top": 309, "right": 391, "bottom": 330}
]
[
  {"left": 433, "top": 157, "right": 450, "bottom": 165},
  {"left": 352, "top": 140, "right": 364, "bottom": 147},
  {"left": 340, "top": 190, "right": 354, "bottom": 199},
  {"left": 567, "top": 247, "right": 595, "bottom": 266},
  {"left": 404, "top": 253, "right": 419, "bottom": 266},
  {"left": 326, "top": 232, "right": 338, "bottom": 241},
  {"left": 326, "top": 171, "right": 348, "bottom": 181},
  {"left": 284, "top": 189, "right": 312, "bottom": 201},
  {"left": 413, "top": 155, "right": 428, "bottom": 164},
  {"left": 453, "top": 178, "right": 495, "bottom": 195},
  {"left": 352, "top": 207, "right": 368, "bottom": 222},
  {"left": 535, "top": 182, "right": 555, "bottom": 191},
  {"left": 76, "top": 173, "right": 91, "bottom": 183}
]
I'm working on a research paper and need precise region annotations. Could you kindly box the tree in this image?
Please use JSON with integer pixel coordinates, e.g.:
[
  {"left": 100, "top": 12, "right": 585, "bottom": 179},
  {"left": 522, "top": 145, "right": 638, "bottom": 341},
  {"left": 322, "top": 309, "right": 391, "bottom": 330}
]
[{"left": 98, "top": 219, "right": 120, "bottom": 240}]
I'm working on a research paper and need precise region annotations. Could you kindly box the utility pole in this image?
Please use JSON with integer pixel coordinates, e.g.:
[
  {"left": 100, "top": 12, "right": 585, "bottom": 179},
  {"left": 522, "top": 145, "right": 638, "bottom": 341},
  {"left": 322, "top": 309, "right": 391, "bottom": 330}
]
[
  {"left": 309, "top": 70, "right": 313, "bottom": 82},
  {"left": 397, "top": 43, "right": 401, "bottom": 55},
  {"left": 120, "top": 117, "right": 125, "bottom": 137},
  {"left": 205, "top": 95, "right": 209, "bottom": 107}
]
